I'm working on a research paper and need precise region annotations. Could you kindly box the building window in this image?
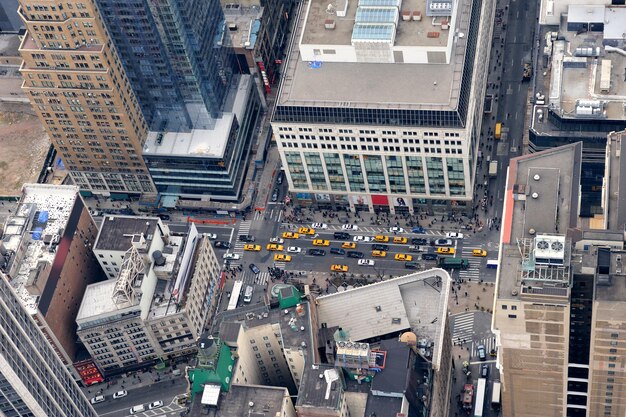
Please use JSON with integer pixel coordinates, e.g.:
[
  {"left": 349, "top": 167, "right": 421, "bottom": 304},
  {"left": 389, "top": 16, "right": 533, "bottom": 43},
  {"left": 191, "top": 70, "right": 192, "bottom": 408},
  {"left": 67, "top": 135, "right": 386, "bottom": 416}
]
[{"left": 508, "top": 314, "right": 517, "bottom": 319}]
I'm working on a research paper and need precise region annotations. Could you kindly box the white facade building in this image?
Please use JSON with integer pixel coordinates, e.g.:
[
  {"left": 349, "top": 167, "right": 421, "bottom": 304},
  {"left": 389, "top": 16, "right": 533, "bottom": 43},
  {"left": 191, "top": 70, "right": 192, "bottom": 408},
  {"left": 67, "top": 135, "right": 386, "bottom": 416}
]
[{"left": 272, "top": 0, "right": 496, "bottom": 213}]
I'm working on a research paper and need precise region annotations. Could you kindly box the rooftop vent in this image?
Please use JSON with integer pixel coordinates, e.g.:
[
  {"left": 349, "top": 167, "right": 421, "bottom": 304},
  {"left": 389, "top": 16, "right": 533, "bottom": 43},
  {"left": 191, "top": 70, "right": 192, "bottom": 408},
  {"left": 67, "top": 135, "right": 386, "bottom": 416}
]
[
  {"left": 412, "top": 11, "right": 422, "bottom": 20},
  {"left": 402, "top": 10, "right": 411, "bottom": 21},
  {"left": 324, "top": 19, "right": 336, "bottom": 29},
  {"left": 531, "top": 192, "right": 539, "bottom": 199},
  {"left": 529, "top": 228, "right": 536, "bottom": 235},
  {"left": 152, "top": 250, "right": 166, "bottom": 267},
  {"left": 533, "top": 174, "right": 541, "bottom": 181}
]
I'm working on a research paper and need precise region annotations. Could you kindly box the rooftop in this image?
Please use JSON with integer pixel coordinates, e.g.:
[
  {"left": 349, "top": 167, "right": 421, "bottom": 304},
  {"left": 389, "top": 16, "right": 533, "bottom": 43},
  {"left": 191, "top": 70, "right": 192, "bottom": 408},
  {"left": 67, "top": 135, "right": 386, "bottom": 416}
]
[
  {"left": 0, "top": 34, "right": 21, "bottom": 58},
  {"left": 0, "top": 184, "right": 80, "bottom": 314},
  {"left": 297, "top": 364, "right": 343, "bottom": 410},
  {"left": 595, "top": 249, "right": 626, "bottom": 302},
  {"left": 94, "top": 216, "right": 160, "bottom": 252},
  {"left": 195, "top": 384, "right": 290, "bottom": 417},
  {"left": 143, "top": 75, "right": 252, "bottom": 158},
  {"left": 76, "top": 279, "right": 137, "bottom": 322},
  {"left": 275, "top": 0, "right": 477, "bottom": 110},
  {"left": 604, "top": 130, "right": 626, "bottom": 231},
  {"left": 316, "top": 269, "right": 450, "bottom": 370},
  {"left": 222, "top": 3, "right": 263, "bottom": 50},
  {"left": 497, "top": 143, "right": 582, "bottom": 300}
]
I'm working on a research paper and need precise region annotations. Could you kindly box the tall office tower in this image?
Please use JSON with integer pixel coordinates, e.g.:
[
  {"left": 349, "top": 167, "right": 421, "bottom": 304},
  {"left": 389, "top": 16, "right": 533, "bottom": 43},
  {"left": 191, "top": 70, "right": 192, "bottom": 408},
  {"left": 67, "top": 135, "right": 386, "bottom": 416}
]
[
  {"left": 271, "top": 0, "right": 495, "bottom": 214},
  {"left": 94, "top": 0, "right": 263, "bottom": 204},
  {"left": 0, "top": 184, "right": 103, "bottom": 383},
  {"left": 17, "top": 0, "right": 155, "bottom": 196},
  {"left": 0, "top": 272, "right": 98, "bottom": 417}
]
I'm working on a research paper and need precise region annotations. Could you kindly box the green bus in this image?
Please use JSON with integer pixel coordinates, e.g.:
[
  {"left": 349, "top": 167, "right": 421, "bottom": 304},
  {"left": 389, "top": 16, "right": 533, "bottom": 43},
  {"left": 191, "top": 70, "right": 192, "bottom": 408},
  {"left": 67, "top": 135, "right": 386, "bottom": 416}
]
[{"left": 438, "top": 257, "right": 470, "bottom": 270}]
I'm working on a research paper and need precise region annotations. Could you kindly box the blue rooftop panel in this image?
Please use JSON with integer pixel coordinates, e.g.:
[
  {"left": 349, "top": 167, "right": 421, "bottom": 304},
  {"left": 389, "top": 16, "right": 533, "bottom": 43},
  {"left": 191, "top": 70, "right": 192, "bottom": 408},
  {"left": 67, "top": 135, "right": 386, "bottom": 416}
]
[{"left": 351, "top": 23, "right": 395, "bottom": 42}]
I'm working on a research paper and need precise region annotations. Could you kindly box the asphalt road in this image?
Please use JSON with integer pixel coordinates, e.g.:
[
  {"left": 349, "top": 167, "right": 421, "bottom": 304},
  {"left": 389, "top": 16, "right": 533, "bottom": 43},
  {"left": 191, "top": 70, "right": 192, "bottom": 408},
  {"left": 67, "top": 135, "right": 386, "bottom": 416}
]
[{"left": 93, "top": 378, "right": 187, "bottom": 416}]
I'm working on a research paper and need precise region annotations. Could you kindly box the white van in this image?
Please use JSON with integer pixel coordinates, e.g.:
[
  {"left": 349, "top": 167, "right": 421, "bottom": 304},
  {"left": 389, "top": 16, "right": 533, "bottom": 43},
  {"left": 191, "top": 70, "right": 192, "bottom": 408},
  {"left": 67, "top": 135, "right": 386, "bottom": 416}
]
[
  {"left": 243, "top": 285, "right": 253, "bottom": 303},
  {"left": 129, "top": 404, "right": 145, "bottom": 414}
]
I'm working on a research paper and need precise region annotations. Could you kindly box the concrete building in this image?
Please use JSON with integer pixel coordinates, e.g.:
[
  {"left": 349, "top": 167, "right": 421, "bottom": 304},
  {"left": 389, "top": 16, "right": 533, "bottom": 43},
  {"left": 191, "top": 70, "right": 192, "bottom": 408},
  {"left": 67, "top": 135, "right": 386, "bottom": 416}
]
[
  {"left": 530, "top": 1, "right": 626, "bottom": 218},
  {"left": 77, "top": 222, "right": 222, "bottom": 374},
  {"left": 17, "top": 0, "right": 155, "bottom": 196},
  {"left": 0, "top": 273, "right": 98, "bottom": 417},
  {"left": 271, "top": 0, "right": 496, "bottom": 214},
  {"left": 189, "top": 383, "right": 297, "bottom": 417},
  {"left": 309, "top": 270, "right": 453, "bottom": 417},
  {"left": 0, "top": 184, "right": 103, "bottom": 379}
]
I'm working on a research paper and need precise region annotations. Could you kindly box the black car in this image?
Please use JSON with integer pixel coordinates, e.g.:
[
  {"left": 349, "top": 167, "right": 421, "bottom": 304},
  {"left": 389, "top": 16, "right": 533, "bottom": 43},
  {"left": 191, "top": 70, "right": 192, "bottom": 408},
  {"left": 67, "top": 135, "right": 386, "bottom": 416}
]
[
  {"left": 333, "top": 232, "right": 351, "bottom": 240},
  {"left": 249, "top": 264, "right": 261, "bottom": 275},
  {"left": 276, "top": 172, "right": 284, "bottom": 185},
  {"left": 330, "top": 248, "right": 345, "bottom": 255},
  {"left": 372, "top": 244, "right": 389, "bottom": 251},
  {"left": 405, "top": 261, "right": 420, "bottom": 269},
  {"left": 411, "top": 238, "right": 427, "bottom": 245},
  {"left": 157, "top": 213, "right": 171, "bottom": 221},
  {"left": 480, "top": 363, "right": 489, "bottom": 378},
  {"left": 308, "top": 249, "right": 326, "bottom": 256},
  {"left": 421, "top": 253, "right": 438, "bottom": 260},
  {"left": 477, "top": 345, "right": 487, "bottom": 361},
  {"left": 238, "top": 235, "right": 255, "bottom": 242},
  {"left": 214, "top": 241, "right": 231, "bottom": 249},
  {"left": 347, "top": 251, "right": 364, "bottom": 259}
]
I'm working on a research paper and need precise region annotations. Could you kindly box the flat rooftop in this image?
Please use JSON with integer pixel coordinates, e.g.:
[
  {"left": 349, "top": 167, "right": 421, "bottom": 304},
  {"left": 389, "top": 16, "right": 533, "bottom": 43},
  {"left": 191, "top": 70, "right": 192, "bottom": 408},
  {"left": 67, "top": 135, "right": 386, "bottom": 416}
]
[
  {"left": 316, "top": 269, "right": 450, "bottom": 370},
  {"left": 207, "top": 384, "right": 289, "bottom": 417},
  {"left": 301, "top": 0, "right": 449, "bottom": 47},
  {"left": 595, "top": 250, "right": 626, "bottom": 303},
  {"left": 276, "top": 0, "right": 476, "bottom": 110},
  {"left": 297, "top": 364, "right": 342, "bottom": 410},
  {"left": 222, "top": 4, "right": 262, "bottom": 50},
  {"left": 605, "top": 130, "right": 626, "bottom": 231},
  {"left": 143, "top": 75, "right": 252, "bottom": 158},
  {"left": 94, "top": 216, "right": 160, "bottom": 252},
  {"left": 497, "top": 143, "right": 582, "bottom": 300},
  {"left": 1, "top": 184, "right": 79, "bottom": 314},
  {"left": 76, "top": 279, "right": 137, "bottom": 322}
]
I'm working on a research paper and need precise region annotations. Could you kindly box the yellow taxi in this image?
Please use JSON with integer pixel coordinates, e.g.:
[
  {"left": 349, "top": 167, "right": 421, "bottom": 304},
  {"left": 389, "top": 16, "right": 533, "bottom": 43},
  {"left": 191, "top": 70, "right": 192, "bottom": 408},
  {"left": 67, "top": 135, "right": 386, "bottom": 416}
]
[
  {"left": 274, "top": 254, "right": 292, "bottom": 262},
  {"left": 312, "top": 239, "right": 330, "bottom": 246},
  {"left": 244, "top": 244, "right": 261, "bottom": 252},
  {"left": 394, "top": 253, "right": 413, "bottom": 261},
  {"left": 374, "top": 235, "right": 390, "bottom": 243},
  {"left": 266, "top": 243, "right": 284, "bottom": 251},
  {"left": 331, "top": 264, "right": 349, "bottom": 272},
  {"left": 342, "top": 242, "right": 357, "bottom": 249},
  {"left": 298, "top": 227, "right": 315, "bottom": 235},
  {"left": 282, "top": 232, "right": 300, "bottom": 239},
  {"left": 472, "top": 249, "right": 487, "bottom": 257},
  {"left": 393, "top": 237, "right": 408, "bottom": 244},
  {"left": 437, "top": 247, "right": 455, "bottom": 255},
  {"left": 372, "top": 250, "right": 387, "bottom": 257}
]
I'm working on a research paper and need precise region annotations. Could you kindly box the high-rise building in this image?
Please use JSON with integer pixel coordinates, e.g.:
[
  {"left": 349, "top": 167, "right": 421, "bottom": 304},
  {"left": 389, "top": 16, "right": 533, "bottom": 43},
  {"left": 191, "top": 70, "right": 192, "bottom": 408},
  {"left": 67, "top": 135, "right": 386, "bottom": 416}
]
[
  {"left": 0, "top": 272, "right": 98, "bottom": 417},
  {"left": 0, "top": 184, "right": 103, "bottom": 382},
  {"left": 17, "top": 0, "right": 155, "bottom": 195},
  {"left": 93, "top": 0, "right": 263, "bottom": 204},
  {"left": 492, "top": 132, "right": 626, "bottom": 417},
  {"left": 271, "top": 0, "right": 495, "bottom": 214}
]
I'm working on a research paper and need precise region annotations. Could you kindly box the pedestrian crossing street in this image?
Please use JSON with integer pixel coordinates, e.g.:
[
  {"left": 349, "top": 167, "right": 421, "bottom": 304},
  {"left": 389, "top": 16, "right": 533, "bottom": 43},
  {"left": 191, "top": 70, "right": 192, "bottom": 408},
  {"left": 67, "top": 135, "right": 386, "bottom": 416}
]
[
  {"left": 451, "top": 312, "right": 475, "bottom": 345},
  {"left": 227, "top": 221, "right": 251, "bottom": 267},
  {"left": 458, "top": 248, "right": 483, "bottom": 281}
]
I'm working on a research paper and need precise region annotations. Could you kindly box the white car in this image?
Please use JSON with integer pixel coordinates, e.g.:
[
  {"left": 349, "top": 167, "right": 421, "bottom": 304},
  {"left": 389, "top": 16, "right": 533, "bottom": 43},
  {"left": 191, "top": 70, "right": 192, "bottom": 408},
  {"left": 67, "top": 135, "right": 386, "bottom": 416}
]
[
  {"left": 389, "top": 227, "right": 405, "bottom": 233},
  {"left": 90, "top": 395, "right": 105, "bottom": 404},
  {"left": 149, "top": 401, "right": 163, "bottom": 410},
  {"left": 353, "top": 235, "right": 373, "bottom": 242},
  {"left": 287, "top": 246, "right": 302, "bottom": 253},
  {"left": 342, "top": 224, "right": 359, "bottom": 231},
  {"left": 223, "top": 253, "right": 241, "bottom": 260},
  {"left": 445, "top": 232, "right": 464, "bottom": 239},
  {"left": 270, "top": 237, "right": 284, "bottom": 244},
  {"left": 311, "top": 223, "right": 328, "bottom": 229},
  {"left": 112, "top": 390, "right": 127, "bottom": 399},
  {"left": 205, "top": 233, "right": 217, "bottom": 240},
  {"left": 358, "top": 259, "right": 375, "bottom": 266}
]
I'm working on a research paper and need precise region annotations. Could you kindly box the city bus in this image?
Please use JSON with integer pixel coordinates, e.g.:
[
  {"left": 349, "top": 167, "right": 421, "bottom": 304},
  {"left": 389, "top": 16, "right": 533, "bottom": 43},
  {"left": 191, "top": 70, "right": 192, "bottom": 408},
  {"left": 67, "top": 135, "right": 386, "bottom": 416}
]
[
  {"left": 227, "top": 280, "right": 243, "bottom": 310},
  {"left": 491, "top": 381, "right": 501, "bottom": 410},
  {"left": 438, "top": 257, "right": 470, "bottom": 270},
  {"left": 474, "top": 378, "right": 486, "bottom": 417},
  {"left": 486, "top": 260, "right": 499, "bottom": 269}
]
